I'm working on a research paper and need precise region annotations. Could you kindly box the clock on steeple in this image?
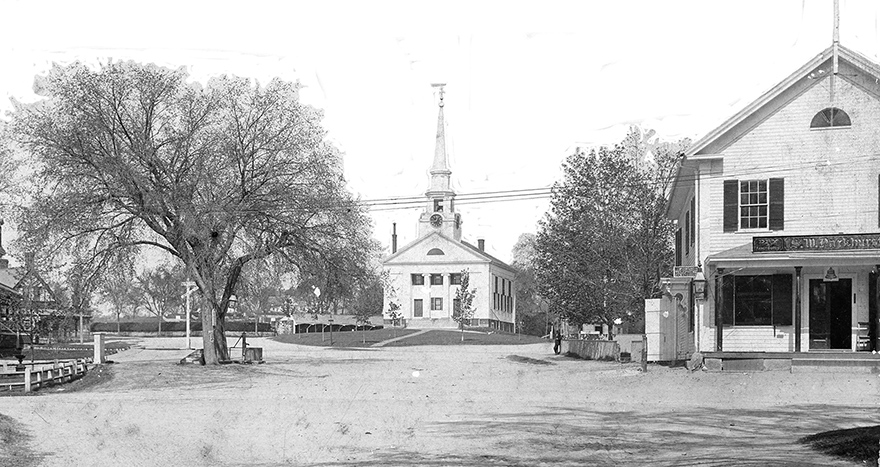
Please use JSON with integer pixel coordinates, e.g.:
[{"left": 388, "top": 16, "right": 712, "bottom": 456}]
[{"left": 418, "top": 84, "right": 462, "bottom": 241}]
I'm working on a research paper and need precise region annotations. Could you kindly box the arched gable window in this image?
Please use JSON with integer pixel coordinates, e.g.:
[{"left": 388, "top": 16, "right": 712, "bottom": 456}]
[
  {"left": 810, "top": 107, "right": 851, "bottom": 128},
  {"left": 426, "top": 248, "right": 445, "bottom": 256}
]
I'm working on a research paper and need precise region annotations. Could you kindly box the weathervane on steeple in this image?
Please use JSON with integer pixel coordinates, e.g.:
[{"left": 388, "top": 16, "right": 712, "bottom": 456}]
[{"left": 432, "top": 83, "right": 446, "bottom": 107}]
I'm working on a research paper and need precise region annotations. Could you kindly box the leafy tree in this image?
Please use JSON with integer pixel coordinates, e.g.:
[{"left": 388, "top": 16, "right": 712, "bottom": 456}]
[
  {"left": 8, "top": 61, "right": 377, "bottom": 363},
  {"left": 100, "top": 262, "right": 140, "bottom": 333},
  {"left": 510, "top": 233, "right": 552, "bottom": 336},
  {"left": 382, "top": 271, "right": 403, "bottom": 338},
  {"left": 138, "top": 263, "right": 185, "bottom": 334},
  {"left": 535, "top": 127, "right": 685, "bottom": 339},
  {"left": 452, "top": 269, "right": 476, "bottom": 342}
]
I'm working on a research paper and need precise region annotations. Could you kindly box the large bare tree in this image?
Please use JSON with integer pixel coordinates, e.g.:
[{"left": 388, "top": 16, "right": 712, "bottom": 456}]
[{"left": 8, "top": 61, "right": 376, "bottom": 363}]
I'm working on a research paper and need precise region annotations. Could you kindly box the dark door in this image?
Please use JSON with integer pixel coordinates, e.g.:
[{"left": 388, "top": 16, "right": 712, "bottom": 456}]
[{"left": 809, "top": 279, "right": 852, "bottom": 350}]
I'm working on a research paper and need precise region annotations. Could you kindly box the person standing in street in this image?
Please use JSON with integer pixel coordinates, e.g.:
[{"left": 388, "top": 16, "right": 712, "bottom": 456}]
[{"left": 553, "top": 330, "right": 562, "bottom": 355}]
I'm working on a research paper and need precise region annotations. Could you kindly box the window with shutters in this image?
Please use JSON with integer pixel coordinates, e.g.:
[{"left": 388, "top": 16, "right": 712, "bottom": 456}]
[
  {"left": 724, "top": 178, "right": 784, "bottom": 232},
  {"left": 431, "top": 297, "right": 443, "bottom": 311},
  {"left": 720, "top": 274, "right": 792, "bottom": 326}
]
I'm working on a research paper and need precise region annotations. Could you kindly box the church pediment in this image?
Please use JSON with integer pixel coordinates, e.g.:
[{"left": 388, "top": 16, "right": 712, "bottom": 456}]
[{"left": 383, "top": 232, "right": 490, "bottom": 265}]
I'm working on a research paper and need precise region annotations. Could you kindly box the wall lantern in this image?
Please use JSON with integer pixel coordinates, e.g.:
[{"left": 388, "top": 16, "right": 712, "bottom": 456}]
[{"left": 693, "top": 272, "right": 707, "bottom": 300}]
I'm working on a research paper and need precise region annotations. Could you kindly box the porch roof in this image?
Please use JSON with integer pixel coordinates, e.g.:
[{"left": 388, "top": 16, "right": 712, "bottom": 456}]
[{"left": 705, "top": 242, "right": 880, "bottom": 269}]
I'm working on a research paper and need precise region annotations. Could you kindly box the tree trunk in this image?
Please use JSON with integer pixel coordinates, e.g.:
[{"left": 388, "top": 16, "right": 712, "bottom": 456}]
[
  {"left": 116, "top": 311, "right": 120, "bottom": 333},
  {"left": 201, "top": 304, "right": 229, "bottom": 364},
  {"left": 158, "top": 315, "right": 162, "bottom": 336}
]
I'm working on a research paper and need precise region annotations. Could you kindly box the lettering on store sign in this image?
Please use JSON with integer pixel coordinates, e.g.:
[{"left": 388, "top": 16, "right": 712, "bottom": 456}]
[{"left": 753, "top": 233, "right": 880, "bottom": 252}]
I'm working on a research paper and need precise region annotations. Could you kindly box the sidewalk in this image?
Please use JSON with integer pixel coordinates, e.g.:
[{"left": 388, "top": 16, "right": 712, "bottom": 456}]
[{"left": 371, "top": 329, "right": 432, "bottom": 347}]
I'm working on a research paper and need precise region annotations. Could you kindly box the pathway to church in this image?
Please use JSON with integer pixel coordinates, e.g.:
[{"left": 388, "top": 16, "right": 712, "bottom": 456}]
[
  {"left": 0, "top": 336, "right": 876, "bottom": 466},
  {"left": 370, "top": 329, "right": 431, "bottom": 347}
]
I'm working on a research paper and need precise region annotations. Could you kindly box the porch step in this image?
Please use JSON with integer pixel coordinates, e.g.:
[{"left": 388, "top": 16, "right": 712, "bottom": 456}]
[{"left": 791, "top": 356, "right": 880, "bottom": 373}]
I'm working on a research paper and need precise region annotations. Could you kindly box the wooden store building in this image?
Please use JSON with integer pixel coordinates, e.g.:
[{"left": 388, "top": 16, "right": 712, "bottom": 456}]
[{"left": 661, "top": 42, "right": 880, "bottom": 368}]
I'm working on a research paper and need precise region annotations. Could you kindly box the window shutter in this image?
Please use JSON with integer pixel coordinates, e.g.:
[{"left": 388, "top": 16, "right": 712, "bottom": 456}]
[
  {"left": 771, "top": 274, "right": 793, "bottom": 326},
  {"left": 674, "top": 229, "right": 682, "bottom": 266},
  {"left": 769, "top": 178, "right": 784, "bottom": 231},
  {"left": 684, "top": 213, "right": 690, "bottom": 255},
  {"left": 690, "top": 197, "right": 696, "bottom": 245},
  {"left": 723, "top": 180, "right": 739, "bottom": 232}
]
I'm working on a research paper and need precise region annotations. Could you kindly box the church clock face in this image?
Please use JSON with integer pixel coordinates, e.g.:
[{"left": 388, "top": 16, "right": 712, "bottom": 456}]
[{"left": 430, "top": 213, "right": 443, "bottom": 228}]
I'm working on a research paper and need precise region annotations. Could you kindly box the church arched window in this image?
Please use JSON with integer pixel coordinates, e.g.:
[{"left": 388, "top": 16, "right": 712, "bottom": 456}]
[
  {"left": 810, "top": 107, "right": 851, "bottom": 129},
  {"left": 427, "top": 248, "right": 445, "bottom": 256}
]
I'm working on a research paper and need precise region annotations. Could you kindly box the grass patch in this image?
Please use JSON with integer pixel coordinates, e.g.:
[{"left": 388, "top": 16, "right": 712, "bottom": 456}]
[
  {"left": 0, "top": 413, "right": 40, "bottom": 467},
  {"left": 799, "top": 425, "right": 880, "bottom": 464},
  {"left": 274, "top": 328, "right": 547, "bottom": 347},
  {"left": 382, "top": 330, "right": 547, "bottom": 347},
  {"left": 273, "top": 328, "right": 419, "bottom": 347}
]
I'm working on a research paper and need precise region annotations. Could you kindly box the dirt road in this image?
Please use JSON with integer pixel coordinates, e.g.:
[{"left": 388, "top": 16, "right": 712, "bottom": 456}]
[{"left": 1, "top": 337, "right": 877, "bottom": 466}]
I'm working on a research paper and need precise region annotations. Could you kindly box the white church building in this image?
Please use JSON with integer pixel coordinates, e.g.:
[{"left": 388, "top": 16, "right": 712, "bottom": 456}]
[{"left": 382, "top": 89, "right": 517, "bottom": 332}]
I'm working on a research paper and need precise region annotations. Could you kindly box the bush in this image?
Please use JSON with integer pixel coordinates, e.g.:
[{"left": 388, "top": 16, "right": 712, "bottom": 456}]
[{"left": 89, "top": 321, "right": 272, "bottom": 333}]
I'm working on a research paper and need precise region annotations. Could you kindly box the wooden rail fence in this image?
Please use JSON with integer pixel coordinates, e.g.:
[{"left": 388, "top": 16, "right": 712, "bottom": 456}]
[{"left": 0, "top": 359, "right": 88, "bottom": 392}]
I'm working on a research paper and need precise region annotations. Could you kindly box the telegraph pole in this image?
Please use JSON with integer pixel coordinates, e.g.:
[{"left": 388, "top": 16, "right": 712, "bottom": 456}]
[{"left": 181, "top": 281, "right": 197, "bottom": 349}]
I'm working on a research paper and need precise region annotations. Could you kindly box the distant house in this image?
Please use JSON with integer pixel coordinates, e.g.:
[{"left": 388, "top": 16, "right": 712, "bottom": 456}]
[
  {"left": 662, "top": 43, "right": 880, "bottom": 357},
  {"left": 0, "top": 223, "right": 65, "bottom": 340}
]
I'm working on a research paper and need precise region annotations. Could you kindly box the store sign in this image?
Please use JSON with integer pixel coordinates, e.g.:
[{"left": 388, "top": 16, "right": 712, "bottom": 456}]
[
  {"left": 753, "top": 233, "right": 880, "bottom": 253},
  {"left": 673, "top": 266, "right": 702, "bottom": 277}
]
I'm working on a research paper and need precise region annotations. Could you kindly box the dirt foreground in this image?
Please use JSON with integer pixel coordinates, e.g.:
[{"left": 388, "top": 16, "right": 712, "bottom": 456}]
[{"left": 1, "top": 336, "right": 878, "bottom": 466}]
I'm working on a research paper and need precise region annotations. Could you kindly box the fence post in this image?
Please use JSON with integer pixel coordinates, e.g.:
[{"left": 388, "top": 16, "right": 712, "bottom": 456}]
[
  {"left": 94, "top": 333, "right": 105, "bottom": 364},
  {"left": 23, "top": 368, "right": 31, "bottom": 392},
  {"left": 641, "top": 334, "right": 648, "bottom": 373}
]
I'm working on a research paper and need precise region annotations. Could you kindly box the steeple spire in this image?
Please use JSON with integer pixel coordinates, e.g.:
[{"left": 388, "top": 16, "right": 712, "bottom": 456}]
[{"left": 430, "top": 83, "right": 451, "bottom": 179}]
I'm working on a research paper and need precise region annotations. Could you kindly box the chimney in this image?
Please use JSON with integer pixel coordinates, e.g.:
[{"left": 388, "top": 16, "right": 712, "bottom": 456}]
[
  {"left": 477, "top": 239, "right": 485, "bottom": 251},
  {"left": 392, "top": 223, "right": 398, "bottom": 254}
]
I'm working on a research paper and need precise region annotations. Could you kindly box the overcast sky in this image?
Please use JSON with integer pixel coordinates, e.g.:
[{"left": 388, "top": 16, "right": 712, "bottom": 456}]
[{"left": 2, "top": 0, "right": 879, "bottom": 263}]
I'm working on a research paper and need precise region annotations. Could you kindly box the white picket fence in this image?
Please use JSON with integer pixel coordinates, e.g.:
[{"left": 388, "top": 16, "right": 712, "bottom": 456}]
[{"left": 0, "top": 359, "right": 88, "bottom": 392}]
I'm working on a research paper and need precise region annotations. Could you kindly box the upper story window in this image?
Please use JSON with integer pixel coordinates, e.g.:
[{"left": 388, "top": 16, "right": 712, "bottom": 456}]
[
  {"left": 723, "top": 178, "right": 784, "bottom": 232},
  {"left": 430, "top": 274, "right": 444, "bottom": 286},
  {"left": 411, "top": 274, "right": 425, "bottom": 286},
  {"left": 433, "top": 199, "right": 444, "bottom": 212},
  {"left": 740, "top": 180, "right": 768, "bottom": 229},
  {"left": 450, "top": 273, "right": 462, "bottom": 285},
  {"left": 810, "top": 107, "right": 851, "bottom": 129},
  {"left": 427, "top": 248, "right": 444, "bottom": 256}
]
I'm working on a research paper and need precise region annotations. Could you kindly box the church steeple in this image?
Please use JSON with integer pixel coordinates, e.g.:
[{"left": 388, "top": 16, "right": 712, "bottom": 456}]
[
  {"left": 428, "top": 84, "right": 453, "bottom": 194},
  {"left": 420, "top": 84, "right": 462, "bottom": 240}
]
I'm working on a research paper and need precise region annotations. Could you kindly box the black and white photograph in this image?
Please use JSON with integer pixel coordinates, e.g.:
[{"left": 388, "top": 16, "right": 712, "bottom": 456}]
[{"left": 0, "top": 1, "right": 878, "bottom": 465}]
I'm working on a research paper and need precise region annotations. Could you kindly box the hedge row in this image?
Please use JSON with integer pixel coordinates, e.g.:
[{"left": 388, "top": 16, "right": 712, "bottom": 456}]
[{"left": 90, "top": 321, "right": 273, "bottom": 333}]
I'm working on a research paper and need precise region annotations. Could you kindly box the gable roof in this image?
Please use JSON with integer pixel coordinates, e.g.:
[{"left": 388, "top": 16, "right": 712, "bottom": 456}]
[
  {"left": 689, "top": 44, "right": 880, "bottom": 156},
  {"left": 667, "top": 44, "right": 880, "bottom": 219},
  {"left": 383, "top": 231, "right": 516, "bottom": 272}
]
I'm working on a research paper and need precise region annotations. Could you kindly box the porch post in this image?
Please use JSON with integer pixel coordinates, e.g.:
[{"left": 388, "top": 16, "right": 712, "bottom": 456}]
[
  {"left": 715, "top": 268, "right": 724, "bottom": 351},
  {"left": 795, "top": 266, "right": 802, "bottom": 352},
  {"left": 875, "top": 265, "right": 880, "bottom": 351}
]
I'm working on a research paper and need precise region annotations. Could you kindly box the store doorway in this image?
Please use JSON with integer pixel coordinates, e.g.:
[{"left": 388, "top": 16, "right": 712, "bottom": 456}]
[{"left": 809, "top": 279, "right": 852, "bottom": 350}]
